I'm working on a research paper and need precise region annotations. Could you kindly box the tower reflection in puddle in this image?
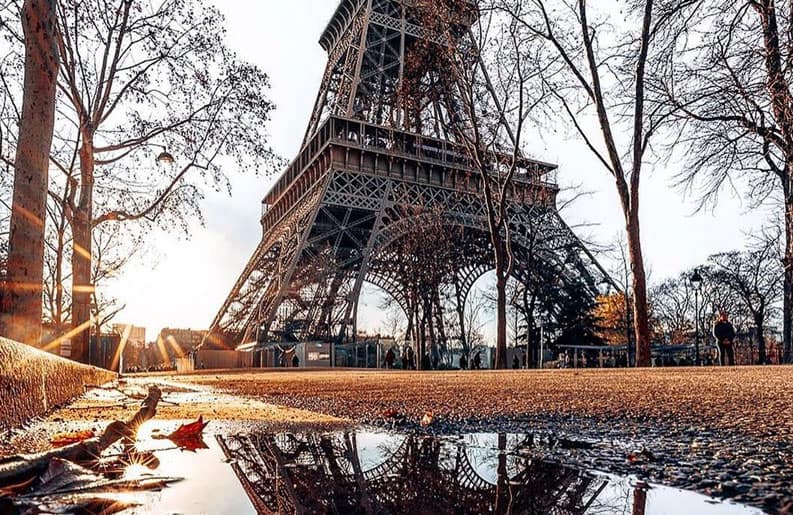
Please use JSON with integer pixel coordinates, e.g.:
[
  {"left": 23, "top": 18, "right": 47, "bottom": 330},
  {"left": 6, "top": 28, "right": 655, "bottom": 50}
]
[{"left": 217, "top": 432, "right": 617, "bottom": 515}]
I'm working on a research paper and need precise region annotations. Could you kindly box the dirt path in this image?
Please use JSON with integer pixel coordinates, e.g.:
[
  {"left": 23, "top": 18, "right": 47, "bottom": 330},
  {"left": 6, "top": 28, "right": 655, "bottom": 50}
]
[{"left": 170, "top": 366, "right": 793, "bottom": 438}]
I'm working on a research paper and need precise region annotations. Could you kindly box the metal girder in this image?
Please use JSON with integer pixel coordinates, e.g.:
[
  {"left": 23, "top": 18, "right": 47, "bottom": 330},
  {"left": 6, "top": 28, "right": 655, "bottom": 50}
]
[
  {"left": 208, "top": 0, "right": 613, "bottom": 347},
  {"left": 304, "top": 0, "right": 467, "bottom": 144}
]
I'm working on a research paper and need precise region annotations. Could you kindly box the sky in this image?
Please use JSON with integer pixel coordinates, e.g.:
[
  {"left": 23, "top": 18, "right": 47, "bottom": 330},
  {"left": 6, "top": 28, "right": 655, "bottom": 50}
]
[{"left": 105, "top": 1, "right": 771, "bottom": 342}]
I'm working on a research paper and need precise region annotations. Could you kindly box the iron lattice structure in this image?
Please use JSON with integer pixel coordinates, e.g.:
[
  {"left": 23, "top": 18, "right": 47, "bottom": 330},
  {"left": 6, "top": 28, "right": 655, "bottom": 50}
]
[
  {"left": 217, "top": 432, "right": 610, "bottom": 514},
  {"left": 207, "top": 0, "right": 612, "bottom": 346}
]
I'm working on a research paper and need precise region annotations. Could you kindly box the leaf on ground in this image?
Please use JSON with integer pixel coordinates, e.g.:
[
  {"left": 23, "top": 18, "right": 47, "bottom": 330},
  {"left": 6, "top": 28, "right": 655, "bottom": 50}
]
[
  {"left": 23, "top": 475, "right": 183, "bottom": 499},
  {"left": 50, "top": 429, "right": 96, "bottom": 448},
  {"left": 420, "top": 410, "right": 434, "bottom": 427},
  {"left": 34, "top": 496, "right": 138, "bottom": 515},
  {"left": 170, "top": 433, "right": 209, "bottom": 452},
  {"left": 167, "top": 416, "right": 208, "bottom": 440},
  {"left": 0, "top": 476, "right": 36, "bottom": 498},
  {"left": 37, "top": 458, "right": 104, "bottom": 495},
  {"left": 152, "top": 416, "right": 210, "bottom": 452}
]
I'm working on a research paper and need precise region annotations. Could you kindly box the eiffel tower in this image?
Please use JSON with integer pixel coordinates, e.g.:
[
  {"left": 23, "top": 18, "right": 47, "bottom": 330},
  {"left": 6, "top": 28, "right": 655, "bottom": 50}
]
[{"left": 206, "top": 0, "right": 612, "bottom": 347}]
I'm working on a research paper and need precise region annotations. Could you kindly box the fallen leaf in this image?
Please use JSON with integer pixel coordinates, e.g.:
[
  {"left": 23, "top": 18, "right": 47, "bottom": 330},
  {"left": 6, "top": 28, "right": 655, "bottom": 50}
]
[
  {"left": 153, "top": 416, "right": 210, "bottom": 451},
  {"left": 0, "top": 476, "right": 36, "bottom": 498},
  {"left": 170, "top": 433, "right": 209, "bottom": 452},
  {"left": 420, "top": 410, "right": 434, "bottom": 427},
  {"left": 50, "top": 430, "right": 95, "bottom": 448},
  {"left": 167, "top": 416, "right": 208, "bottom": 440},
  {"left": 35, "top": 458, "right": 105, "bottom": 496}
]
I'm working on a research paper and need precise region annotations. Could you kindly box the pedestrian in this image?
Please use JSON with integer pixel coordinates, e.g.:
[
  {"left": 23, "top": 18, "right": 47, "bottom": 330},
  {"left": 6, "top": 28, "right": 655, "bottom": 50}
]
[
  {"left": 713, "top": 311, "right": 736, "bottom": 366},
  {"left": 421, "top": 353, "right": 431, "bottom": 370},
  {"left": 407, "top": 347, "right": 415, "bottom": 370},
  {"left": 431, "top": 353, "right": 439, "bottom": 370},
  {"left": 459, "top": 353, "right": 467, "bottom": 370},
  {"left": 473, "top": 351, "right": 481, "bottom": 370},
  {"left": 292, "top": 354, "right": 299, "bottom": 368},
  {"left": 512, "top": 355, "right": 520, "bottom": 369},
  {"left": 385, "top": 347, "right": 395, "bottom": 369}
]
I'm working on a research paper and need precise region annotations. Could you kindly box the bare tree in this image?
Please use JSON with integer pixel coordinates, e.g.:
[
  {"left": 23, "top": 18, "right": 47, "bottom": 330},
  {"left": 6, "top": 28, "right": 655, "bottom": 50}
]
[
  {"left": 707, "top": 233, "right": 783, "bottom": 364},
  {"left": 0, "top": 0, "right": 59, "bottom": 345},
  {"left": 371, "top": 207, "right": 463, "bottom": 368},
  {"left": 408, "top": 0, "right": 552, "bottom": 368},
  {"left": 492, "top": 0, "right": 696, "bottom": 366},
  {"left": 0, "top": 0, "right": 278, "bottom": 362},
  {"left": 660, "top": 1, "right": 793, "bottom": 362}
]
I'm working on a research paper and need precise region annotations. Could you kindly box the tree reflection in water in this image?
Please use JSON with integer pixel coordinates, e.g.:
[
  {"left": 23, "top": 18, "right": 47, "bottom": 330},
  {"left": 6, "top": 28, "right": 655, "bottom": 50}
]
[{"left": 217, "top": 431, "right": 619, "bottom": 514}]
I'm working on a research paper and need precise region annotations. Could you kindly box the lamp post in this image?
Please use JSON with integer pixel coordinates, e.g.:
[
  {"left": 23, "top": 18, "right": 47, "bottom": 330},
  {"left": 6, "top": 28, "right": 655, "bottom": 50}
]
[
  {"left": 154, "top": 144, "right": 175, "bottom": 165},
  {"left": 690, "top": 269, "right": 703, "bottom": 365}
]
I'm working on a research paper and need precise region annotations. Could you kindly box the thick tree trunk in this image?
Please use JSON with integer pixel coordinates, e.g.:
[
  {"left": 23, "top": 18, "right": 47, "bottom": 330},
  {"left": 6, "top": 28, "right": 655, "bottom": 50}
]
[
  {"left": 783, "top": 198, "right": 793, "bottom": 363},
  {"left": 71, "top": 138, "right": 95, "bottom": 364},
  {"left": 0, "top": 0, "right": 59, "bottom": 345},
  {"left": 626, "top": 211, "right": 652, "bottom": 366},
  {"left": 452, "top": 276, "right": 468, "bottom": 356},
  {"left": 495, "top": 268, "right": 508, "bottom": 370}
]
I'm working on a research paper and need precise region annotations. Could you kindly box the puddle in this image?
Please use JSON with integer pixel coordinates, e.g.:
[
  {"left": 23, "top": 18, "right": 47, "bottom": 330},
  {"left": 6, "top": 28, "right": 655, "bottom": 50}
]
[
  {"left": 2, "top": 427, "right": 765, "bottom": 514},
  {"left": 121, "top": 424, "right": 255, "bottom": 514},
  {"left": 216, "top": 431, "right": 762, "bottom": 514}
]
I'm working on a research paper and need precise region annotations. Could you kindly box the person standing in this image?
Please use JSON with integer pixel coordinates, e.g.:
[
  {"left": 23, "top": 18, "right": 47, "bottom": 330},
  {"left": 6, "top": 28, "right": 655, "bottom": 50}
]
[
  {"left": 459, "top": 353, "right": 468, "bottom": 370},
  {"left": 385, "top": 347, "right": 395, "bottom": 369},
  {"left": 713, "top": 311, "right": 736, "bottom": 366},
  {"left": 473, "top": 351, "right": 482, "bottom": 370}
]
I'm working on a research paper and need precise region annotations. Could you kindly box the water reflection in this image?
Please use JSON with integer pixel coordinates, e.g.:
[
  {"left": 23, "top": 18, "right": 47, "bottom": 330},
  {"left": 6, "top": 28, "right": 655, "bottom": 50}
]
[{"left": 217, "top": 431, "right": 616, "bottom": 515}]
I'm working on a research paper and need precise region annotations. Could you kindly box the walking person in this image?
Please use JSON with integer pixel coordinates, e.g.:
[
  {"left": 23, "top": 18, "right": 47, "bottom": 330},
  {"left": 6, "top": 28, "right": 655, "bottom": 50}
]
[
  {"left": 713, "top": 311, "right": 736, "bottom": 366},
  {"left": 459, "top": 353, "right": 467, "bottom": 370},
  {"left": 385, "top": 347, "right": 395, "bottom": 369},
  {"left": 473, "top": 351, "right": 482, "bottom": 370}
]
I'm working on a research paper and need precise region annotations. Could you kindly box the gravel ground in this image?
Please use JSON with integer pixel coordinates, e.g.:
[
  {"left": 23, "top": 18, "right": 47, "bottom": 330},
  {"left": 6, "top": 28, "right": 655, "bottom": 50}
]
[{"left": 173, "top": 366, "right": 793, "bottom": 513}]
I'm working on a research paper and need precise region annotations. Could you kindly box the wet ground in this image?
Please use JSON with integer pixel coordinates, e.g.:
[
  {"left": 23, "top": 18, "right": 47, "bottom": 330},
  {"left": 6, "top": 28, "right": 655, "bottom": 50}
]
[
  {"left": 0, "top": 424, "right": 765, "bottom": 514},
  {"left": 1, "top": 370, "right": 791, "bottom": 513}
]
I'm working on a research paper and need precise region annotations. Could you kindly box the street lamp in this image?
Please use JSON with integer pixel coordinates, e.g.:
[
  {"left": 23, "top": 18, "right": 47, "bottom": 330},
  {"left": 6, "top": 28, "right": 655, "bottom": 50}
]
[
  {"left": 152, "top": 143, "right": 174, "bottom": 165},
  {"left": 690, "top": 269, "right": 703, "bottom": 365},
  {"left": 156, "top": 149, "right": 175, "bottom": 164}
]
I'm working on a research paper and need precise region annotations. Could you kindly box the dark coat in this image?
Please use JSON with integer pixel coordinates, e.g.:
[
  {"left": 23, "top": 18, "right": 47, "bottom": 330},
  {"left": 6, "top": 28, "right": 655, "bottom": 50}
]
[{"left": 714, "top": 320, "right": 736, "bottom": 342}]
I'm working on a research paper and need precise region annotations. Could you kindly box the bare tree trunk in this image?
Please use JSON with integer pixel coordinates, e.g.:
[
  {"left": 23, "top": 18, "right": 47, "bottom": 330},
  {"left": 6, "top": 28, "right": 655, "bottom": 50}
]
[
  {"left": 418, "top": 303, "right": 427, "bottom": 370},
  {"left": 432, "top": 289, "right": 447, "bottom": 361},
  {"left": 495, "top": 263, "right": 508, "bottom": 370},
  {"left": 784, "top": 197, "right": 793, "bottom": 362},
  {"left": 71, "top": 137, "right": 95, "bottom": 364},
  {"left": 626, "top": 212, "right": 651, "bottom": 366},
  {"left": 0, "top": 0, "right": 59, "bottom": 345},
  {"left": 453, "top": 276, "right": 468, "bottom": 356}
]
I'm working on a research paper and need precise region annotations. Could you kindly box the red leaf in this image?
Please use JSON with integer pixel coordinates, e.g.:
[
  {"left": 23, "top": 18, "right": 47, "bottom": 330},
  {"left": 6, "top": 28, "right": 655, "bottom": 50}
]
[
  {"left": 170, "top": 433, "right": 210, "bottom": 452},
  {"left": 50, "top": 429, "right": 95, "bottom": 448},
  {"left": 166, "top": 415, "right": 208, "bottom": 440}
]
